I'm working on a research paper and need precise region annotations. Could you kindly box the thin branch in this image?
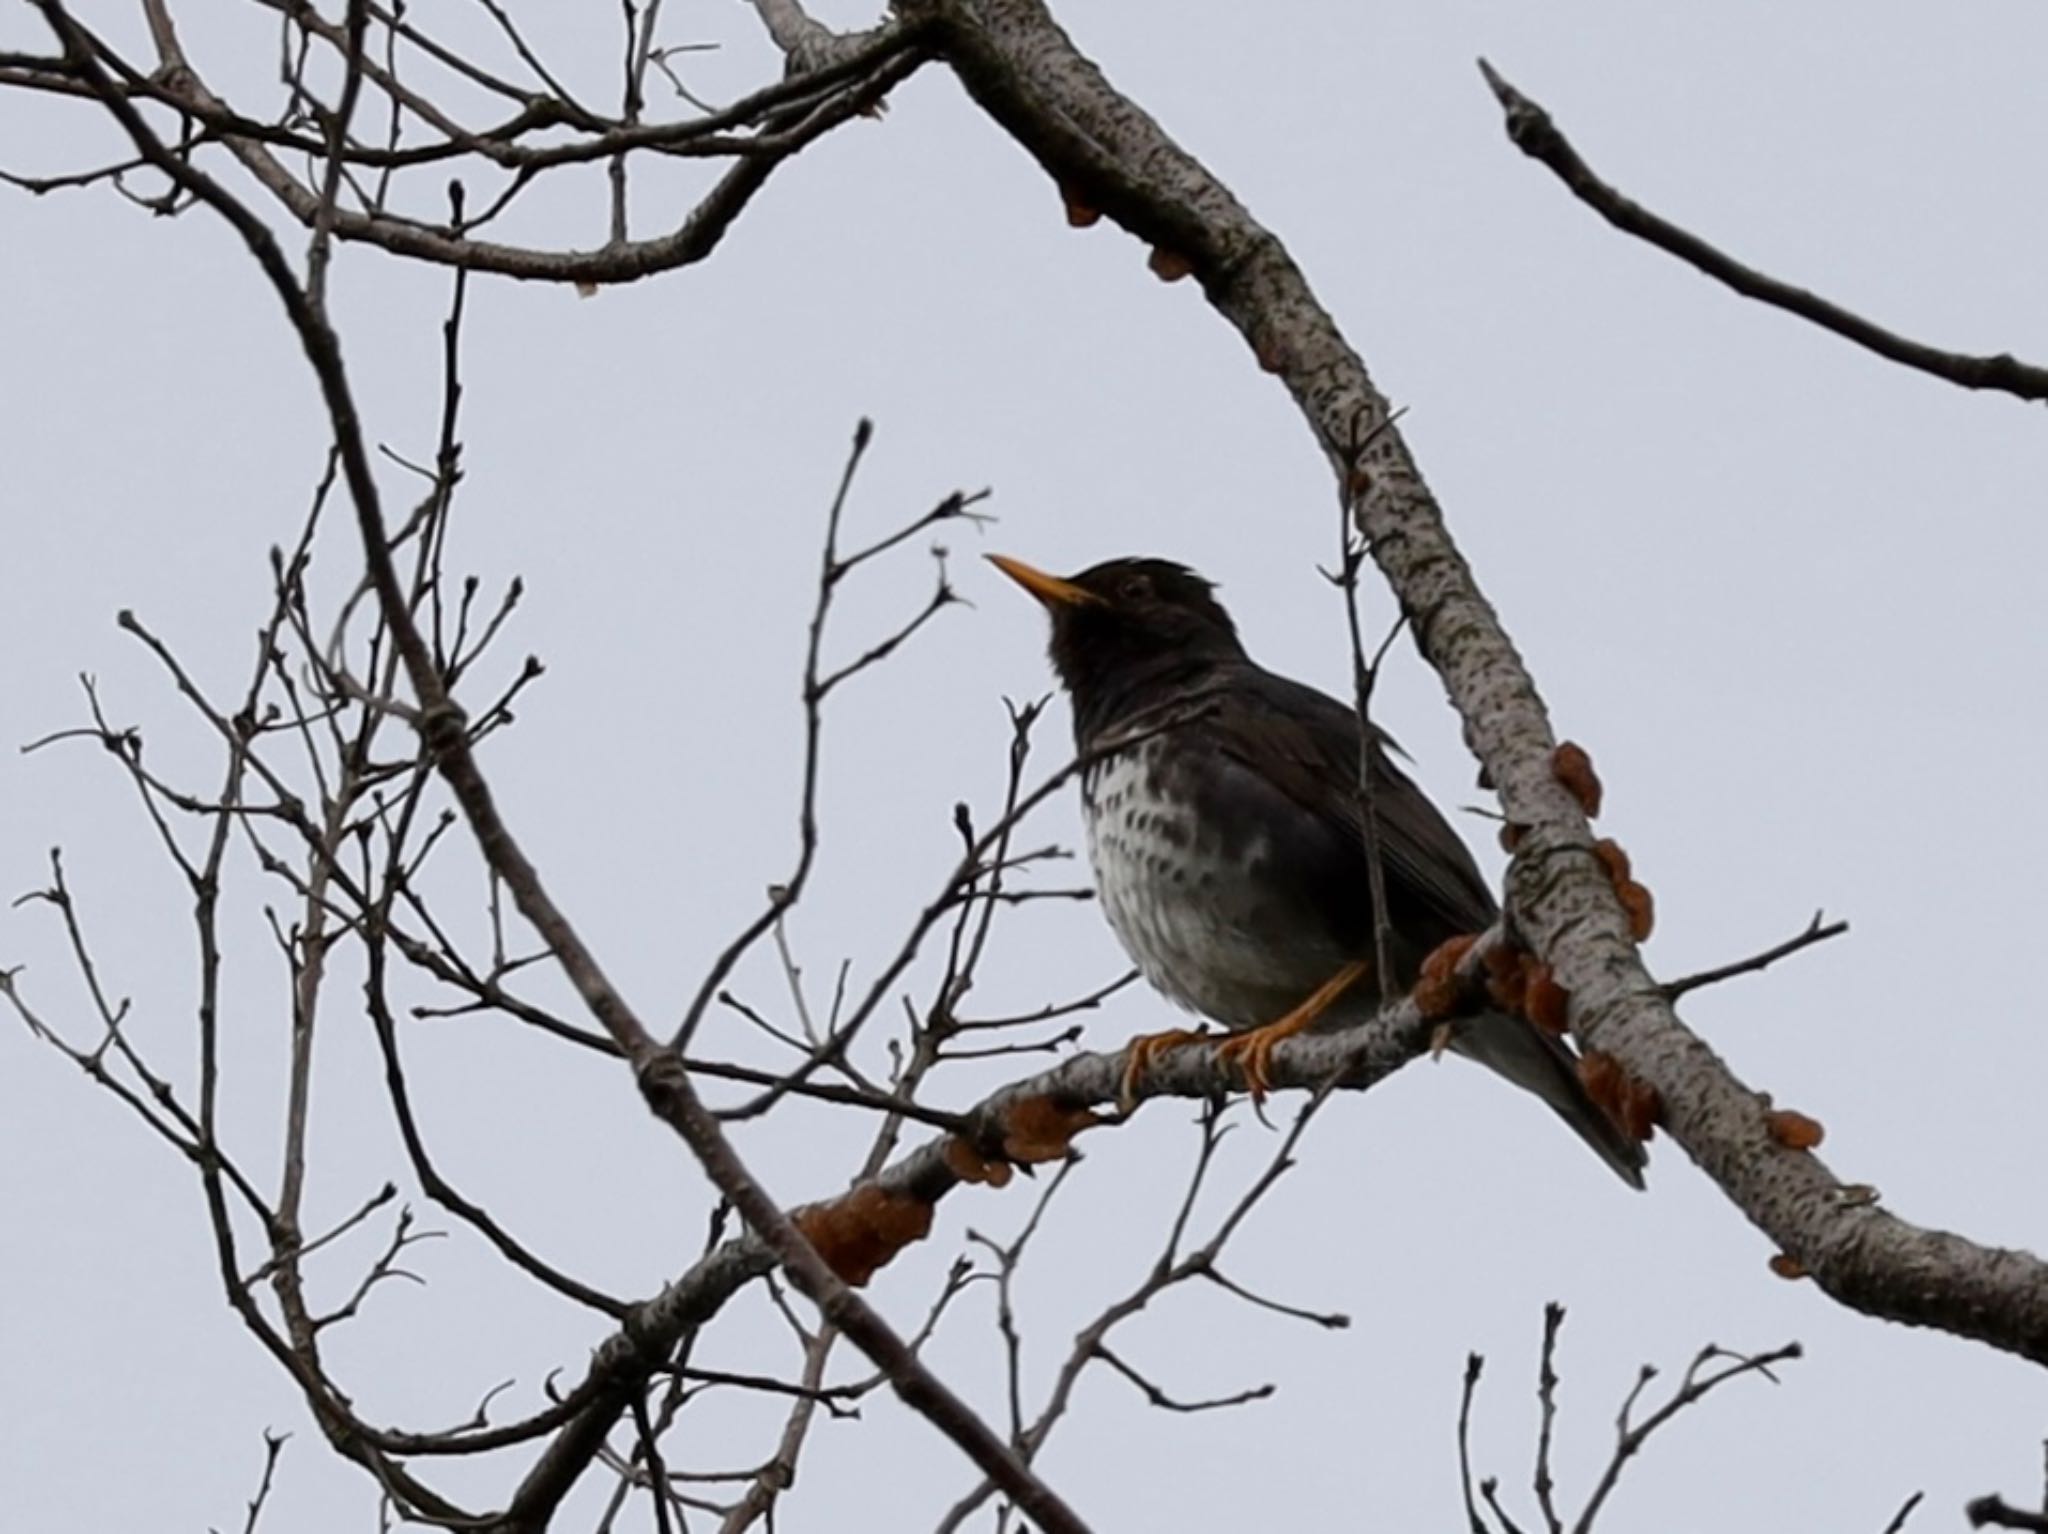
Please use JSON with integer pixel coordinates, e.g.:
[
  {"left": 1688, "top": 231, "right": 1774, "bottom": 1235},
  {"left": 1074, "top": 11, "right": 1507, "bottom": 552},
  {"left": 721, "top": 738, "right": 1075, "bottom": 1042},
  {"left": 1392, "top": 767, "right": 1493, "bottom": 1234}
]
[
  {"left": 1476, "top": 59, "right": 2048, "bottom": 403},
  {"left": 951, "top": 969, "right": 1137, "bottom": 1031},
  {"left": 1331, "top": 414, "right": 1407, "bottom": 1001},
  {"left": 668, "top": 1365, "right": 860, "bottom": 1413},
  {"left": 308, "top": 1206, "right": 442, "bottom": 1333},
  {"left": 1461, "top": 1316, "right": 1808, "bottom": 1534},
  {"left": 1661, "top": 912, "right": 1847, "bottom": 1001},
  {"left": 394, "top": 929, "right": 969, "bottom": 1130},
  {"left": 673, "top": 426, "right": 975, "bottom": 1057},
  {"left": 39, "top": 14, "right": 1088, "bottom": 1526},
  {"left": 364, "top": 944, "right": 633, "bottom": 1318},
  {"left": 1570, "top": 1341, "right": 1802, "bottom": 1534},
  {"left": 628, "top": 1391, "right": 679, "bottom": 1534},
  {"left": 1533, "top": 1302, "right": 1565, "bottom": 1534},
  {"left": 472, "top": 0, "right": 596, "bottom": 123},
  {"left": 1481, "top": 1478, "right": 1532, "bottom": 1534},
  {"left": 1092, "top": 1345, "right": 1273, "bottom": 1414},
  {"left": 242, "top": 1183, "right": 397, "bottom": 1288},
  {"left": 1195, "top": 1265, "right": 1348, "bottom": 1331},
  {"left": 1881, "top": 1491, "right": 1924, "bottom": 1534},
  {"left": 937, "top": 1087, "right": 1348, "bottom": 1533},
  {"left": 1457, "top": 1354, "right": 1490, "bottom": 1534},
  {"left": 718, "top": 691, "right": 1227, "bottom": 1121},
  {"left": 218, "top": 1430, "right": 289, "bottom": 1534}
]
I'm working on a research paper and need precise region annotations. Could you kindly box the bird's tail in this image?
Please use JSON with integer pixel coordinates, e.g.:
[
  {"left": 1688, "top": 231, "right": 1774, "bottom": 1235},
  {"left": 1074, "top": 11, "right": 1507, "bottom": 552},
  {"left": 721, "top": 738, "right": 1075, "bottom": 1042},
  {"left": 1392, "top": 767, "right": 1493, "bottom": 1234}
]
[{"left": 1448, "top": 1012, "right": 1648, "bottom": 1189}]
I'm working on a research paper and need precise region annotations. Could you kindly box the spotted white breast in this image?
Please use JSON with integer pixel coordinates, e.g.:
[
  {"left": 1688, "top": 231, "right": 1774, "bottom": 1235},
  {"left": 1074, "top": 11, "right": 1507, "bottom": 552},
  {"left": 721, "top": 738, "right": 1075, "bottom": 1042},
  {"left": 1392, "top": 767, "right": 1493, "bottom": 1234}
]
[{"left": 1080, "top": 739, "right": 1337, "bottom": 1030}]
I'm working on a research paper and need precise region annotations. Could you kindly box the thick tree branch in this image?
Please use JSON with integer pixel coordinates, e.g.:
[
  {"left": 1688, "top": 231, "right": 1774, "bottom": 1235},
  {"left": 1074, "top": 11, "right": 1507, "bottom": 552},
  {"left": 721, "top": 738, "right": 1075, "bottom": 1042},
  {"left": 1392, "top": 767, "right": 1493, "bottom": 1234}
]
[
  {"left": 908, "top": 0, "right": 2048, "bottom": 1367},
  {"left": 570, "top": 930, "right": 1479, "bottom": 1441}
]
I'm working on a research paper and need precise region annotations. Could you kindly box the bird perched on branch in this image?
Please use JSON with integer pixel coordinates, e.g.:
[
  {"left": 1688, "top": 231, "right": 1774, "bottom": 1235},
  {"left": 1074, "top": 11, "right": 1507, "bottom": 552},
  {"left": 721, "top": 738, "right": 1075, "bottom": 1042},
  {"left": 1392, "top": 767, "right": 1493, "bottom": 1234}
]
[{"left": 988, "top": 553, "right": 1646, "bottom": 1189}]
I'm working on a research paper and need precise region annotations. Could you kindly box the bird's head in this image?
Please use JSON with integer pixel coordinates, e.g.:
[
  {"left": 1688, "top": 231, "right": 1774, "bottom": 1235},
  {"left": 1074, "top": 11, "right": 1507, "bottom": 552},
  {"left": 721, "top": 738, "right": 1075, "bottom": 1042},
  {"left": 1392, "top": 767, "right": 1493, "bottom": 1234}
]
[{"left": 986, "top": 554, "right": 1244, "bottom": 708}]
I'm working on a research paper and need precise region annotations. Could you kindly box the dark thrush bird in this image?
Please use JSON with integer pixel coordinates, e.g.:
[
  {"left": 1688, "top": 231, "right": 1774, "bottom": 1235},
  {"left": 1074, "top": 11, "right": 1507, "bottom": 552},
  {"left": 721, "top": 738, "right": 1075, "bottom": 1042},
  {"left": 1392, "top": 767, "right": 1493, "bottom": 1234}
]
[{"left": 989, "top": 553, "right": 1646, "bottom": 1189}]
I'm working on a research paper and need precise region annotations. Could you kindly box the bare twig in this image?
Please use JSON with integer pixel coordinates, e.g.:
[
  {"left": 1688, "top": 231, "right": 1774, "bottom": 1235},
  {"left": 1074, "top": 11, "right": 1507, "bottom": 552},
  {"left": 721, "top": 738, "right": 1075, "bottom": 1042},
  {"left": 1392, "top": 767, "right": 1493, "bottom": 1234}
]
[
  {"left": 1093, "top": 1345, "right": 1274, "bottom": 1414},
  {"left": 218, "top": 1430, "right": 289, "bottom": 1534},
  {"left": 1331, "top": 414, "right": 1408, "bottom": 1000},
  {"left": 673, "top": 427, "right": 975, "bottom": 1057},
  {"left": 952, "top": 970, "right": 1136, "bottom": 1031},
  {"left": 309, "top": 1206, "right": 442, "bottom": 1333},
  {"left": 1661, "top": 912, "right": 1847, "bottom": 1001},
  {"left": 1481, "top": 1478, "right": 1532, "bottom": 1534},
  {"left": 1459, "top": 1312, "right": 1805, "bottom": 1534},
  {"left": 1533, "top": 1302, "right": 1565, "bottom": 1534},
  {"left": 34, "top": 15, "right": 1087, "bottom": 1526},
  {"left": 364, "top": 945, "right": 633, "bottom": 1317},
  {"left": 719, "top": 693, "right": 1227, "bottom": 1123},
  {"left": 241, "top": 1183, "right": 397, "bottom": 1289},
  {"left": 937, "top": 1089, "right": 1345, "bottom": 1533},
  {"left": 1476, "top": 59, "right": 2048, "bottom": 403},
  {"left": 714, "top": 693, "right": 1046, "bottom": 1532},
  {"left": 1570, "top": 1341, "right": 1802, "bottom": 1534},
  {"left": 627, "top": 1391, "right": 679, "bottom": 1534},
  {"left": 1880, "top": 1491, "right": 1924, "bottom": 1534},
  {"left": 1457, "top": 1354, "right": 1490, "bottom": 1534}
]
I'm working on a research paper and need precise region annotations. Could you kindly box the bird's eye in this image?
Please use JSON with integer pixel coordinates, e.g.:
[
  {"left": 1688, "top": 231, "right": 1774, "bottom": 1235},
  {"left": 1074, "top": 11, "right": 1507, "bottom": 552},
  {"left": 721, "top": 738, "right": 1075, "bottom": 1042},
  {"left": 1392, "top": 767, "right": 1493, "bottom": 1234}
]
[{"left": 1116, "top": 573, "right": 1151, "bottom": 602}]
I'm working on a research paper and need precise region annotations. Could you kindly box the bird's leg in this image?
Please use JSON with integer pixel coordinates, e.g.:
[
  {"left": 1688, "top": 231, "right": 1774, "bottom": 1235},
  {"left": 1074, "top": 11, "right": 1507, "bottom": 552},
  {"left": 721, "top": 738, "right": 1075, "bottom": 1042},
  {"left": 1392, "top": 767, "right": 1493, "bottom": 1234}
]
[
  {"left": 1118, "top": 1026, "right": 1215, "bottom": 1111},
  {"left": 1214, "top": 959, "right": 1372, "bottom": 1103}
]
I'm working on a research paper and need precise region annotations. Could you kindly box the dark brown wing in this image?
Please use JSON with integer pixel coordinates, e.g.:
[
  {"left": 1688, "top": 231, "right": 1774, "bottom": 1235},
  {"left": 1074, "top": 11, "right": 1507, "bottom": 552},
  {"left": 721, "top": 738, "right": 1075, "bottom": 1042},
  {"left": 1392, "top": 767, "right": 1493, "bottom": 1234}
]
[
  {"left": 1179, "top": 664, "right": 1647, "bottom": 1187},
  {"left": 1204, "top": 663, "right": 1497, "bottom": 937}
]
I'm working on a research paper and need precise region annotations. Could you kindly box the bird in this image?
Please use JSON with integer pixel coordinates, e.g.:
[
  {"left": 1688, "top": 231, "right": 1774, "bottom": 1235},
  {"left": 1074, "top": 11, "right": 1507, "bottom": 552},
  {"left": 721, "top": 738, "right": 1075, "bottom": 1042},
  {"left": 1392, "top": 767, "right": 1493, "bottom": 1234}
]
[{"left": 987, "top": 552, "right": 1647, "bottom": 1189}]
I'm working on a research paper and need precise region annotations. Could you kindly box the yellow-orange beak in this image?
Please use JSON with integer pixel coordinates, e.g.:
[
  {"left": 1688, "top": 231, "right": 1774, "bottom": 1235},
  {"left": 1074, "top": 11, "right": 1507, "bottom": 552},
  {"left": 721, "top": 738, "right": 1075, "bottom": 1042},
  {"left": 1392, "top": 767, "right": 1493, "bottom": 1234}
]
[{"left": 985, "top": 554, "right": 1100, "bottom": 609}]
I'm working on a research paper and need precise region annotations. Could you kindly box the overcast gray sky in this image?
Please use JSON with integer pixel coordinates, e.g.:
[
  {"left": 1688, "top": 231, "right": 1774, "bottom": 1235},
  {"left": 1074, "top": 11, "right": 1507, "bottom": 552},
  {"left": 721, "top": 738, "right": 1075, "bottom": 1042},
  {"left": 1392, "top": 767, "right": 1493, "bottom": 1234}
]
[{"left": 4, "top": 3, "right": 2046, "bottom": 1529}]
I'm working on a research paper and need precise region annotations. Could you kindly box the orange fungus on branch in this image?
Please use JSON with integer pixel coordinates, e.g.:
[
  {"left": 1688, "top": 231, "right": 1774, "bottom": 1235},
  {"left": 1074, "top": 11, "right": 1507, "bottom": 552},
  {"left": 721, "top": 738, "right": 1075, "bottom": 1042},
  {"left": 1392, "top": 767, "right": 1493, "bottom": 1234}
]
[
  {"left": 1524, "top": 963, "right": 1570, "bottom": 1037},
  {"left": 1059, "top": 185, "right": 1101, "bottom": 228},
  {"left": 1767, "top": 1108, "right": 1825, "bottom": 1151},
  {"left": 942, "top": 1135, "right": 1014, "bottom": 1188},
  {"left": 793, "top": 1183, "right": 935, "bottom": 1288},
  {"left": 1000, "top": 1093, "right": 1100, "bottom": 1164},
  {"left": 1551, "top": 740, "right": 1602, "bottom": 818},
  {"left": 1147, "top": 245, "right": 1194, "bottom": 282},
  {"left": 1483, "top": 943, "right": 1528, "bottom": 1016}
]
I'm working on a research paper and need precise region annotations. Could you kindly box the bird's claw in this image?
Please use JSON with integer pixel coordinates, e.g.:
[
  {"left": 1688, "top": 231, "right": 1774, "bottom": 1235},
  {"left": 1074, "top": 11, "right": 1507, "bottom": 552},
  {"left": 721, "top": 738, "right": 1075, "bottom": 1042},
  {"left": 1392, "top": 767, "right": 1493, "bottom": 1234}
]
[
  {"left": 1215, "top": 1028, "right": 1282, "bottom": 1103},
  {"left": 1117, "top": 1027, "right": 1210, "bottom": 1111},
  {"left": 1214, "top": 958, "right": 1373, "bottom": 1105}
]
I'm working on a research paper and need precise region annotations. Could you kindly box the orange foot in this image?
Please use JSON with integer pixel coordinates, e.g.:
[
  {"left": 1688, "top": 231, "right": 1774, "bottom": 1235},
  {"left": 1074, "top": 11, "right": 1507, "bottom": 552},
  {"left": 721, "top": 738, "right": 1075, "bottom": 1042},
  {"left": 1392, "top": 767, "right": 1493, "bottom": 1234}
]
[
  {"left": 1118, "top": 1027, "right": 1212, "bottom": 1110},
  {"left": 1214, "top": 960, "right": 1372, "bottom": 1103}
]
